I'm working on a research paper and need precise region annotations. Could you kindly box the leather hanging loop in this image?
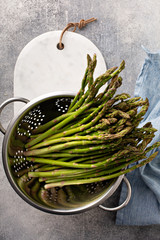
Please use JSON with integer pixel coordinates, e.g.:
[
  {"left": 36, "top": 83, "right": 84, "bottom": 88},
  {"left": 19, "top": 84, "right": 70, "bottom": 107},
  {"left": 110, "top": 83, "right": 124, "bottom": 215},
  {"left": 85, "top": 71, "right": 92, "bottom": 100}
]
[{"left": 58, "top": 17, "right": 97, "bottom": 50}]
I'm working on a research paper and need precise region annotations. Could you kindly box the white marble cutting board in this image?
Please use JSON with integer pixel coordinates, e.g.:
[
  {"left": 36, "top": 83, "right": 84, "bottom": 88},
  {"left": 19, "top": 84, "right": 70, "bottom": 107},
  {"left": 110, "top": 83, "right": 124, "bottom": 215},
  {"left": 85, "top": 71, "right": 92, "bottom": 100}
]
[{"left": 14, "top": 31, "right": 106, "bottom": 112}]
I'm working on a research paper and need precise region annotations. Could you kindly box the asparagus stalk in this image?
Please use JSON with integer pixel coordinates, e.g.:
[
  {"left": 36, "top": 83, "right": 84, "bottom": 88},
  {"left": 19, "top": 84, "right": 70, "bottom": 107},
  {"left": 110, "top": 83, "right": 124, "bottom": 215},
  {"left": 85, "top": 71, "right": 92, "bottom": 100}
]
[
  {"left": 28, "top": 134, "right": 111, "bottom": 150},
  {"left": 25, "top": 102, "right": 93, "bottom": 148},
  {"left": 68, "top": 54, "right": 92, "bottom": 111},
  {"left": 67, "top": 55, "right": 97, "bottom": 113},
  {"left": 32, "top": 112, "right": 73, "bottom": 134},
  {"left": 44, "top": 152, "right": 158, "bottom": 188}
]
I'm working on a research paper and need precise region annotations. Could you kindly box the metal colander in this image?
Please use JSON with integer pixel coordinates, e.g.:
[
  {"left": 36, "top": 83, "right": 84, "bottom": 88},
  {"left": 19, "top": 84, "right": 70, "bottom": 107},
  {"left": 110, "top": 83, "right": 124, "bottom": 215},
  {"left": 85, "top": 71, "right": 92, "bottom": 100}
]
[{"left": 0, "top": 92, "right": 131, "bottom": 214}]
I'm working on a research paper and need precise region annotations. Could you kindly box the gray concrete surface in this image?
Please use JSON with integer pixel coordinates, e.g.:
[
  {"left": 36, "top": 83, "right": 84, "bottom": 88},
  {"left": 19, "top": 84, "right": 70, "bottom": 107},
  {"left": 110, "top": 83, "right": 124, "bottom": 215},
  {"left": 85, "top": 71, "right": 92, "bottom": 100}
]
[{"left": 1, "top": 0, "right": 160, "bottom": 239}]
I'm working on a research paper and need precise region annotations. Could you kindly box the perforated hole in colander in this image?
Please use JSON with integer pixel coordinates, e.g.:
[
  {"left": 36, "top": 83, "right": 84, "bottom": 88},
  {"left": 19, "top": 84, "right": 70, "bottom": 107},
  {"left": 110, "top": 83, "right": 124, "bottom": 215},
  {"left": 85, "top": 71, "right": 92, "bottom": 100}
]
[{"left": 55, "top": 97, "right": 71, "bottom": 113}]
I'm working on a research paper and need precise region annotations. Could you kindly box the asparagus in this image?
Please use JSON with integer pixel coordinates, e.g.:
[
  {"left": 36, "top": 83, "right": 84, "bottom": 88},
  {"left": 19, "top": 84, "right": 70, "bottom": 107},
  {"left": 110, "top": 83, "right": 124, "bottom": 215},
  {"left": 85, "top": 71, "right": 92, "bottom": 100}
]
[
  {"left": 19, "top": 54, "right": 159, "bottom": 192},
  {"left": 67, "top": 55, "right": 97, "bottom": 113},
  {"left": 68, "top": 54, "right": 92, "bottom": 111},
  {"left": 44, "top": 152, "right": 158, "bottom": 189},
  {"left": 25, "top": 102, "right": 93, "bottom": 148},
  {"left": 32, "top": 112, "right": 73, "bottom": 134},
  {"left": 38, "top": 141, "right": 160, "bottom": 184},
  {"left": 68, "top": 60, "right": 124, "bottom": 113},
  {"left": 28, "top": 134, "right": 113, "bottom": 150}
]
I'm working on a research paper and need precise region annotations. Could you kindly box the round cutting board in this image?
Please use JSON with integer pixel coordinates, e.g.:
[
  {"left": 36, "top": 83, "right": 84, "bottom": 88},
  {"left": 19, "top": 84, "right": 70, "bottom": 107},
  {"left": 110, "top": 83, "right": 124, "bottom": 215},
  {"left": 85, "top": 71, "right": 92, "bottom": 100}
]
[{"left": 14, "top": 31, "right": 107, "bottom": 111}]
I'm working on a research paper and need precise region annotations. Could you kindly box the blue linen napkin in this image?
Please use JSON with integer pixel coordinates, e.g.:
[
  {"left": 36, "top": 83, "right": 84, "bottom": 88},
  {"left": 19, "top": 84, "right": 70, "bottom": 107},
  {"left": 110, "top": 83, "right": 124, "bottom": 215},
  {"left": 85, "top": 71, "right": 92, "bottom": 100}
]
[{"left": 116, "top": 46, "right": 160, "bottom": 225}]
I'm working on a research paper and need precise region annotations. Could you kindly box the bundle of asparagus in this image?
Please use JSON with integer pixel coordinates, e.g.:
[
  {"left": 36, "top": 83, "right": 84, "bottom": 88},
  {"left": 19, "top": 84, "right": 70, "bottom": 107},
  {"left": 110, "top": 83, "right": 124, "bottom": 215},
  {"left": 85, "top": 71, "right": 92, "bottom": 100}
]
[{"left": 23, "top": 54, "right": 160, "bottom": 189}]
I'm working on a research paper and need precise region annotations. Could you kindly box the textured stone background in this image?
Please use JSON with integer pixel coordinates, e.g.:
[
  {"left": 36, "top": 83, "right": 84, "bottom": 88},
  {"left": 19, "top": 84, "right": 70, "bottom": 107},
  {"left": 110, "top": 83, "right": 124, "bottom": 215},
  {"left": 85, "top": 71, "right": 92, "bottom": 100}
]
[{"left": 1, "top": 0, "right": 160, "bottom": 239}]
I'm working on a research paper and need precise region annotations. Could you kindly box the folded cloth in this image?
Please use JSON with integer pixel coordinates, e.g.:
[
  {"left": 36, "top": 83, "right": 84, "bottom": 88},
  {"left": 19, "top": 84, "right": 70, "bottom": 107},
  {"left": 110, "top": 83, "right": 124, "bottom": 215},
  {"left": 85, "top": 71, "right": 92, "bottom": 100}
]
[{"left": 116, "top": 46, "right": 160, "bottom": 225}]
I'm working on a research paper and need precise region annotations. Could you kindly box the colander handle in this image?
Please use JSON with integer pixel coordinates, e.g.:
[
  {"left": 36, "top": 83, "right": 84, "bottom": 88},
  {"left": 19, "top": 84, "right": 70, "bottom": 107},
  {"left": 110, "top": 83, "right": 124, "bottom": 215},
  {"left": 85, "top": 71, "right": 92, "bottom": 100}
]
[
  {"left": 0, "top": 97, "right": 29, "bottom": 134},
  {"left": 99, "top": 176, "right": 131, "bottom": 211}
]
